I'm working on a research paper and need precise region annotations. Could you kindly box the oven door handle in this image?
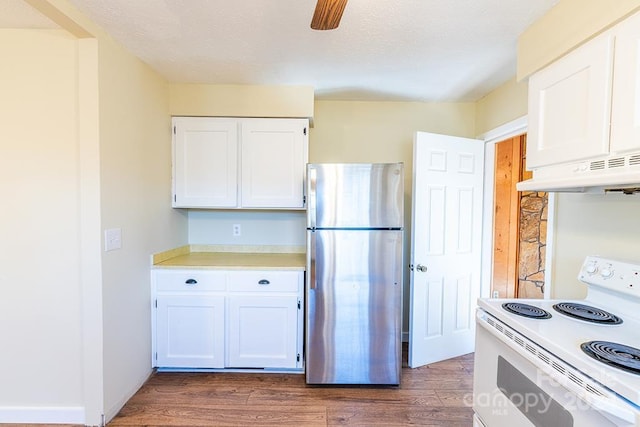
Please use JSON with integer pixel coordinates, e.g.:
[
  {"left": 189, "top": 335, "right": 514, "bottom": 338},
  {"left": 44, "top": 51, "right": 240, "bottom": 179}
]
[{"left": 477, "top": 311, "right": 636, "bottom": 425}]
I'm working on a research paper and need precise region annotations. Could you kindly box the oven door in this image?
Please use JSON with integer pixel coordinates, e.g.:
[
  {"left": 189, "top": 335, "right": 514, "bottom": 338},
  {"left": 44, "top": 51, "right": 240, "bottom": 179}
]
[{"left": 473, "top": 309, "right": 640, "bottom": 427}]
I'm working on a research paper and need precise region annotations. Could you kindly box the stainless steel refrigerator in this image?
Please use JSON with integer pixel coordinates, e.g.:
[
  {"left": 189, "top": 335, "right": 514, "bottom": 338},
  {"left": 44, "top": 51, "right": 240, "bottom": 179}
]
[{"left": 305, "top": 163, "right": 404, "bottom": 385}]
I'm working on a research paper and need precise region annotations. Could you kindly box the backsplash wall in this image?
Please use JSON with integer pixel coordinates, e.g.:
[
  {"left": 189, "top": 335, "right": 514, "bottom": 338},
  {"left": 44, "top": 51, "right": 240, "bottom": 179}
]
[{"left": 187, "top": 210, "right": 306, "bottom": 247}]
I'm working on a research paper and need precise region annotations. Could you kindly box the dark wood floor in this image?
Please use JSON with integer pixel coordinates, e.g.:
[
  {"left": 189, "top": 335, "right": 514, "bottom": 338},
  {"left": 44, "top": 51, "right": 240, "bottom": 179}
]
[{"left": 109, "top": 349, "right": 475, "bottom": 426}]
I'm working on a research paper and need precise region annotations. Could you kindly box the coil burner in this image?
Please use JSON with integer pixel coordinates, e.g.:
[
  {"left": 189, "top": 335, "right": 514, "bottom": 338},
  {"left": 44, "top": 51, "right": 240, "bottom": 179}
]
[
  {"left": 581, "top": 341, "right": 640, "bottom": 375},
  {"left": 553, "top": 302, "right": 623, "bottom": 325},
  {"left": 501, "top": 302, "right": 552, "bottom": 319}
]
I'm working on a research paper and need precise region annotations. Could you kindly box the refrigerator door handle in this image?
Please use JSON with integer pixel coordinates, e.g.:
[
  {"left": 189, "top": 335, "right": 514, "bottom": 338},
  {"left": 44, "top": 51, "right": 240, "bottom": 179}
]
[
  {"left": 307, "top": 166, "right": 317, "bottom": 227},
  {"left": 309, "top": 231, "right": 317, "bottom": 290}
]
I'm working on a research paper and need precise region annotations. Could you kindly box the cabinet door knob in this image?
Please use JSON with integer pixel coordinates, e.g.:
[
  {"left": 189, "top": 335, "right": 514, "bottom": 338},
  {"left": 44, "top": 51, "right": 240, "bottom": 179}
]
[
  {"left": 258, "top": 279, "right": 270, "bottom": 285},
  {"left": 185, "top": 278, "right": 198, "bottom": 285}
]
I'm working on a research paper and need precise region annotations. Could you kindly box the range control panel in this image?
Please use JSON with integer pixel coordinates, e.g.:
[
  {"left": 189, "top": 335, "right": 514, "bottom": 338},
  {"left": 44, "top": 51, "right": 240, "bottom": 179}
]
[{"left": 579, "top": 256, "right": 640, "bottom": 298}]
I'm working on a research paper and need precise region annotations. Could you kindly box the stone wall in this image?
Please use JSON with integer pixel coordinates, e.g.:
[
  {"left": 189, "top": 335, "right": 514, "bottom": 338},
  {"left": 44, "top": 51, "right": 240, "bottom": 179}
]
[{"left": 518, "top": 191, "right": 548, "bottom": 297}]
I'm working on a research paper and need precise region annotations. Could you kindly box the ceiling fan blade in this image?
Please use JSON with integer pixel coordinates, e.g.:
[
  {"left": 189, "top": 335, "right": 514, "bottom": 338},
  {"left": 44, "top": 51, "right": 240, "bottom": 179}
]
[{"left": 311, "top": 0, "right": 348, "bottom": 30}]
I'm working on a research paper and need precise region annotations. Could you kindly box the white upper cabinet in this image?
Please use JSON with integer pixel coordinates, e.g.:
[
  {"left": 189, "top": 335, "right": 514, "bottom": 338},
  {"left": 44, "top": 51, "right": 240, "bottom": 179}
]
[
  {"left": 527, "top": 33, "right": 614, "bottom": 169},
  {"left": 610, "top": 12, "right": 640, "bottom": 154},
  {"left": 173, "top": 117, "right": 238, "bottom": 208},
  {"left": 241, "top": 119, "right": 308, "bottom": 208},
  {"left": 526, "top": 10, "right": 640, "bottom": 171},
  {"left": 172, "top": 117, "right": 309, "bottom": 209}
]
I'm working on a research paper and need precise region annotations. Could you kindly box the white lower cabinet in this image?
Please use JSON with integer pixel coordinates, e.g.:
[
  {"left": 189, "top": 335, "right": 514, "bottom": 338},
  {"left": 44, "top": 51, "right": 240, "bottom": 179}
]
[
  {"left": 227, "top": 295, "right": 299, "bottom": 368},
  {"left": 152, "top": 268, "right": 304, "bottom": 371},
  {"left": 156, "top": 294, "right": 225, "bottom": 368}
]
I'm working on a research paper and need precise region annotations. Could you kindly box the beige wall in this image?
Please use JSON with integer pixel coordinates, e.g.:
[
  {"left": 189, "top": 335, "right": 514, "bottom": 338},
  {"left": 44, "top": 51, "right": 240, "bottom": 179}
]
[
  {"left": 96, "top": 27, "right": 182, "bottom": 421},
  {"left": 312, "top": 100, "right": 476, "bottom": 161},
  {"left": 518, "top": 0, "right": 640, "bottom": 78},
  {"left": 551, "top": 193, "right": 640, "bottom": 299},
  {"left": 475, "top": 77, "right": 528, "bottom": 136},
  {"left": 2, "top": 0, "right": 187, "bottom": 424},
  {"left": 0, "top": 28, "right": 85, "bottom": 417},
  {"left": 169, "top": 84, "right": 314, "bottom": 119}
]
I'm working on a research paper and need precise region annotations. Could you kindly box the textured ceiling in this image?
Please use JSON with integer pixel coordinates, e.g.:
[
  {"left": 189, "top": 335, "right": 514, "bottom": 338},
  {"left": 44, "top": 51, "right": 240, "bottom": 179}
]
[{"left": 3, "top": 0, "right": 559, "bottom": 102}]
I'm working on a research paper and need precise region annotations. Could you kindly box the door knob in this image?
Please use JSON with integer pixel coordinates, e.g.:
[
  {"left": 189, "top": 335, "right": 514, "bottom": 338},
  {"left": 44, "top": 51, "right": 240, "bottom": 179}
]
[{"left": 416, "top": 264, "right": 428, "bottom": 273}]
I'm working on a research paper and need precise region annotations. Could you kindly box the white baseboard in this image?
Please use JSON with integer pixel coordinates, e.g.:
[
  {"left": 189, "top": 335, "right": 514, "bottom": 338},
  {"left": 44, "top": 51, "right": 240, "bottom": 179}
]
[{"left": 0, "top": 406, "right": 85, "bottom": 424}]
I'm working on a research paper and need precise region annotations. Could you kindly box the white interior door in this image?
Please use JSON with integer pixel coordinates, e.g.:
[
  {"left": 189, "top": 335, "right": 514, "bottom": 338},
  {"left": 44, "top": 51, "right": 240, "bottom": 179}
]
[{"left": 409, "top": 131, "right": 484, "bottom": 368}]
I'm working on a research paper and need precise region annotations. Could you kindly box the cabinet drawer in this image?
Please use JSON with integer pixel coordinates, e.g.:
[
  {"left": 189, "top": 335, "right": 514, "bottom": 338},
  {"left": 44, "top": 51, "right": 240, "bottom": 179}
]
[
  {"left": 154, "top": 270, "right": 227, "bottom": 292},
  {"left": 229, "top": 271, "right": 300, "bottom": 292}
]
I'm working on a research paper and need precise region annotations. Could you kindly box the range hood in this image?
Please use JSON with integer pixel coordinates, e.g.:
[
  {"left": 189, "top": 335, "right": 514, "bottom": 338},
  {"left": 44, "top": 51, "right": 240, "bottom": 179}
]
[{"left": 516, "top": 151, "right": 640, "bottom": 193}]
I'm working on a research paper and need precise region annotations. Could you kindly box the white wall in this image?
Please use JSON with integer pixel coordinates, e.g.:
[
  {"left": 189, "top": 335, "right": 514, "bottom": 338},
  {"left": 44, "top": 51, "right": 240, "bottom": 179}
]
[{"left": 0, "top": 29, "right": 85, "bottom": 421}]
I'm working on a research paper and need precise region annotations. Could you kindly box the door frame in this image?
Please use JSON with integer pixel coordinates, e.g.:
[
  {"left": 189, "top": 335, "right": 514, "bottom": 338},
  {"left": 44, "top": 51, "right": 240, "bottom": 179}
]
[{"left": 478, "top": 116, "right": 554, "bottom": 299}]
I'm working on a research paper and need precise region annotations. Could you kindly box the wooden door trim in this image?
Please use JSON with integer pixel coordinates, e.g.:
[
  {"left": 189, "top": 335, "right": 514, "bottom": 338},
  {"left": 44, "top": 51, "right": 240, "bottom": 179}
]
[{"left": 508, "top": 136, "right": 523, "bottom": 297}]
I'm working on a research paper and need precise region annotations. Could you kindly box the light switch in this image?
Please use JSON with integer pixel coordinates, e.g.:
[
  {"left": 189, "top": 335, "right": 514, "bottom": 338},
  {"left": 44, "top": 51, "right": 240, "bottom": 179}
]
[{"left": 104, "top": 228, "right": 122, "bottom": 251}]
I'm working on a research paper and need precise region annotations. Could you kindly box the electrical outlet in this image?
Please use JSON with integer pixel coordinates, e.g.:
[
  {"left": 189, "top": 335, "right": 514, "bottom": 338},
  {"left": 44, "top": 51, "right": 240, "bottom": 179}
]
[
  {"left": 492, "top": 291, "right": 499, "bottom": 298},
  {"left": 232, "top": 224, "right": 241, "bottom": 237}
]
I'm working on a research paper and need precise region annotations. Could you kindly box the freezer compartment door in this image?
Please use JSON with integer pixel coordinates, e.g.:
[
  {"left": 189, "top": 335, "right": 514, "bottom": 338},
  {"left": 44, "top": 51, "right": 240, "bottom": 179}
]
[
  {"left": 306, "top": 229, "right": 403, "bottom": 384},
  {"left": 307, "top": 163, "right": 403, "bottom": 229}
]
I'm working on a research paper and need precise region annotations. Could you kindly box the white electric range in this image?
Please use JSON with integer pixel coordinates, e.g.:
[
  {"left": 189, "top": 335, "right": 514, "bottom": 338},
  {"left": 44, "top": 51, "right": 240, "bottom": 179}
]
[{"left": 473, "top": 256, "right": 640, "bottom": 427}]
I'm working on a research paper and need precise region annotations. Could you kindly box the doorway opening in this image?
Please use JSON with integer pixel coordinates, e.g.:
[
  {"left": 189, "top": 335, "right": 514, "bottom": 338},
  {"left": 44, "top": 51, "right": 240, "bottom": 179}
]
[{"left": 491, "top": 134, "right": 548, "bottom": 299}]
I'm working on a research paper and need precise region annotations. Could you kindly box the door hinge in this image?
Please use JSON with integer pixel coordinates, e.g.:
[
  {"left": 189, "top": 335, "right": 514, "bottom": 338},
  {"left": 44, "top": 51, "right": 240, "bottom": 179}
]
[
  {"left": 297, "top": 353, "right": 301, "bottom": 362},
  {"left": 303, "top": 127, "right": 307, "bottom": 136},
  {"left": 303, "top": 195, "right": 306, "bottom": 205},
  {"left": 173, "top": 125, "right": 176, "bottom": 134},
  {"left": 155, "top": 299, "right": 157, "bottom": 308},
  {"left": 155, "top": 352, "right": 158, "bottom": 360},
  {"left": 173, "top": 194, "right": 176, "bottom": 203},
  {"left": 297, "top": 300, "right": 301, "bottom": 310}
]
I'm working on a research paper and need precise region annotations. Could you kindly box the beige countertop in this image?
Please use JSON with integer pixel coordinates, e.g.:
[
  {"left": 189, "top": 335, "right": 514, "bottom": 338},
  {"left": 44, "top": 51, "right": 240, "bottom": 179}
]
[{"left": 152, "top": 245, "right": 306, "bottom": 270}]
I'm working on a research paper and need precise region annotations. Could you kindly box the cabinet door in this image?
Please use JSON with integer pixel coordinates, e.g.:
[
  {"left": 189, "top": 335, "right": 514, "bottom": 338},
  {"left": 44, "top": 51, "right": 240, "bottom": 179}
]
[
  {"left": 156, "top": 294, "right": 225, "bottom": 368},
  {"left": 227, "top": 295, "right": 299, "bottom": 368},
  {"left": 527, "top": 34, "right": 614, "bottom": 169},
  {"left": 240, "top": 119, "right": 308, "bottom": 209},
  {"left": 611, "top": 12, "right": 640, "bottom": 154},
  {"left": 173, "top": 117, "right": 238, "bottom": 208}
]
